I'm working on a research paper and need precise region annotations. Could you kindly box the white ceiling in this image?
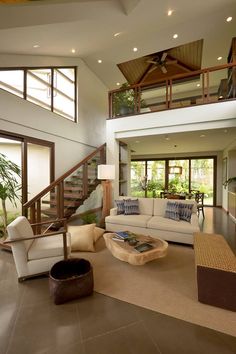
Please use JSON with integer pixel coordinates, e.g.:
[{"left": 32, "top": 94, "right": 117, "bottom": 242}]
[
  {"left": 0, "top": 0, "right": 235, "bottom": 155},
  {"left": 121, "top": 128, "right": 236, "bottom": 156},
  {"left": 0, "top": 0, "right": 236, "bottom": 90}
]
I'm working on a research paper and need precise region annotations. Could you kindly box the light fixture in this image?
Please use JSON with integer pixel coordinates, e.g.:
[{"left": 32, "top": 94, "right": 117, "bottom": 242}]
[
  {"left": 97, "top": 164, "right": 115, "bottom": 221},
  {"left": 114, "top": 32, "right": 121, "bottom": 37},
  {"left": 33, "top": 44, "right": 40, "bottom": 48},
  {"left": 167, "top": 10, "right": 173, "bottom": 16},
  {"left": 197, "top": 83, "right": 200, "bottom": 87},
  {"left": 71, "top": 49, "right": 76, "bottom": 53},
  {"left": 98, "top": 59, "right": 102, "bottom": 63},
  {"left": 173, "top": 34, "right": 178, "bottom": 39},
  {"left": 200, "top": 134, "right": 206, "bottom": 138},
  {"left": 168, "top": 144, "right": 182, "bottom": 175},
  {"left": 133, "top": 47, "right": 138, "bottom": 52},
  {"left": 116, "top": 82, "right": 120, "bottom": 86},
  {"left": 217, "top": 56, "right": 222, "bottom": 61},
  {"left": 226, "top": 16, "right": 232, "bottom": 22},
  {"left": 168, "top": 166, "right": 182, "bottom": 175}
]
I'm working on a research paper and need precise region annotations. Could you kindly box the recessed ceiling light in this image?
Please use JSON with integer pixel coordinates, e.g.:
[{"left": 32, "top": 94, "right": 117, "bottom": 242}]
[
  {"left": 116, "top": 82, "right": 120, "bottom": 86},
  {"left": 133, "top": 47, "right": 138, "bottom": 52},
  {"left": 200, "top": 134, "right": 206, "bottom": 138},
  {"left": 226, "top": 16, "right": 232, "bottom": 22},
  {"left": 197, "top": 83, "right": 200, "bottom": 87},
  {"left": 219, "top": 95, "right": 223, "bottom": 99},
  {"left": 217, "top": 56, "right": 222, "bottom": 61},
  {"left": 173, "top": 34, "right": 178, "bottom": 39},
  {"left": 135, "top": 140, "right": 140, "bottom": 143},
  {"left": 33, "top": 44, "right": 40, "bottom": 48},
  {"left": 71, "top": 49, "right": 76, "bottom": 53},
  {"left": 224, "top": 129, "right": 228, "bottom": 133},
  {"left": 167, "top": 10, "right": 173, "bottom": 16},
  {"left": 114, "top": 32, "right": 121, "bottom": 37},
  {"left": 98, "top": 59, "right": 102, "bottom": 63}
]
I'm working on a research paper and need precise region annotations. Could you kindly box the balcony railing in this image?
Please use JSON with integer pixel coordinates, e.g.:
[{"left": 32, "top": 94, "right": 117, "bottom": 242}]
[{"left": 108, "top": 62, "right": 236, "bottom": 119}]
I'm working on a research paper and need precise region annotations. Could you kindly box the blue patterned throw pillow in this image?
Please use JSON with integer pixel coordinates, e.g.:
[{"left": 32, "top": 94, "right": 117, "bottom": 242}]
[
  {"left": 115, "top": 200, "right": 125, "bottom": 214},
  {"left": 165, "top": 201, "right": 180, "bottom": 221},
  {"left": 124, "top": 199, "right": 140, "bottom": 215},
  {"left": 179, "top": 203, "right": 193, "bottom": 222}
]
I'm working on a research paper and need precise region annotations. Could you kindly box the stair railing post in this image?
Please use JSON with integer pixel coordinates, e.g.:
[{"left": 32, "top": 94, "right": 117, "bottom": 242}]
[
  {"left": 30, "top": 204, "right": 36, "bottom": 234},
  {"left": 36, "top": 199, "right": 41, "bottom": 234},
  {"left": 83, "top": 162, "right": 88, "bottom": 198}
]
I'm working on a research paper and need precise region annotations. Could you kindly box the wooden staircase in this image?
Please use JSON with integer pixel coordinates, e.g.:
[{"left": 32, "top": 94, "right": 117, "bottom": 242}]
[{"left": 23, "top": 144, "right": 106, "bottom": 231}]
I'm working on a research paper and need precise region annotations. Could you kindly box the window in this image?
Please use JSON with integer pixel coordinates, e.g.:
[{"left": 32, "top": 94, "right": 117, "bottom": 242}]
[
  {"left": 131, "top": 157, "right": 215, "bottom": 205},
  {"left": 0, "top": 66, "right": 77, "bottom": 121}
]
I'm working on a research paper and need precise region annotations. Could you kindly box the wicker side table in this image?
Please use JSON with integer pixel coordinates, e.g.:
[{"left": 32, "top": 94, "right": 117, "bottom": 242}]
[{"left": 49, "top": 258, "right": 93, "bottom": 305}]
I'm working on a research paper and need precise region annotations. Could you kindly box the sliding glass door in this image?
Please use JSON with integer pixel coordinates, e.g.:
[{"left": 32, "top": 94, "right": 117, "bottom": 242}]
[{"left": 131, "top": 157, "right": 215, "bottom": 205}]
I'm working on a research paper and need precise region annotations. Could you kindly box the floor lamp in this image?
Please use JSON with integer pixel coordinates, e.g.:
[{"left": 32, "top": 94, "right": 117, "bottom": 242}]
[{"left": 97, "top": 164, "right": 115, "bottom": 225}]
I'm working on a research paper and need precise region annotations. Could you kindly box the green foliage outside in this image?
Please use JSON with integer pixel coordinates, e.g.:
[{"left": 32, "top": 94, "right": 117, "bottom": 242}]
[
  {"left": 0, "top": 153, "right": 21, "bottom": 238},
  {"left": 0, "top": 211, "right": 20, "bottom": 238}
]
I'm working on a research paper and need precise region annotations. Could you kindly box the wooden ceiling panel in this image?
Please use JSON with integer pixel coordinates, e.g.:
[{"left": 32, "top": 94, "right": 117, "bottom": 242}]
[{"left": 117, "top": 39, "right": 203, "bottom": 85}]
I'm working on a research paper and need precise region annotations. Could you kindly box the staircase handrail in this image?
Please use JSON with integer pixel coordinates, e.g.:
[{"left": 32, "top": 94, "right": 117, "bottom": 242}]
[{"left": 23, "top": 143, "right": 106, "bottom": 208}]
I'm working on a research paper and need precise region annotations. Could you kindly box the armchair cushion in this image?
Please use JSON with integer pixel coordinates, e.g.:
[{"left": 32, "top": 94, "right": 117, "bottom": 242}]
[{"left": 28, "top": 233, "right": 71, "bottom": 260}]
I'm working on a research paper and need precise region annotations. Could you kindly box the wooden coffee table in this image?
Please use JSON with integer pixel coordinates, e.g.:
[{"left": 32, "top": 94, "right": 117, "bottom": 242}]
[{"left": 103, "top": 233, "right": 168, "bottom": 265}]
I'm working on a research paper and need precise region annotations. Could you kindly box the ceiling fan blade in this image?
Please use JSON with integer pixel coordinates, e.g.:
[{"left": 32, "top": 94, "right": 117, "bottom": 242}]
[
  {"left": 161, "top": 65, "right": 167, "bottom": 74},
  {"left": 161, "top": 52, "right": 168, "bottom": 62},
  {"left": 165, "top": 60, "right": 178, "bottom": 65},
  {"left": 148, "top": 66, "right": 158, "bottom": 74},
  {"left": 146, "top": 60, "right": 157, "bottom": 65}
]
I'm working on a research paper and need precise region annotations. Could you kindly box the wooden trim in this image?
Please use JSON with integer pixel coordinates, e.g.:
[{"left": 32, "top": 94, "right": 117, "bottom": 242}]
[
  {"left": 22, "top": 141, "right": 28, "bottom": 216},
  {"left": 23, "top": 143, "right": 106, "bottom": 208},
  {"left": 4, "top": 229, "right": 67, "bottom": 243}
]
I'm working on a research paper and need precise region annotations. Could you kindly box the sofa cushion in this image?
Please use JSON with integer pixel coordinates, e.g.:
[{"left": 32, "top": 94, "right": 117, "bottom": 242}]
[
  {"left": 164, "top": 201, "right": 180, "bottom": 221},
  {"left": 154, "top": 198, "right": 197, "bottom": 216},
  {"left": 120, "top": 197, "right": 154, "bottom": 215},
  {"left": 105, "top": 214, "right": 152, "bottom": 228},
  {"left": 124, "top": 199, "right": 140, "bottom": 215},
  {"left": 147, "top": 216, "right": 200, "bottom": 234}
]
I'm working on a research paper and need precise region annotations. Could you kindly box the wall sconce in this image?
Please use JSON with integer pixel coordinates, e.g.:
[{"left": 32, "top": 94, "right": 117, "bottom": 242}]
[{"left": 97, "top": 164, "right": 115, "bottom": 222}]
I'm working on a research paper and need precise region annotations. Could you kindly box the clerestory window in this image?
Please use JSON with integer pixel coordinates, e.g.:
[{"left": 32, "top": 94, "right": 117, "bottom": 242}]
[{"left": 0, "top": 66, "right": 77, "bottom": 122}]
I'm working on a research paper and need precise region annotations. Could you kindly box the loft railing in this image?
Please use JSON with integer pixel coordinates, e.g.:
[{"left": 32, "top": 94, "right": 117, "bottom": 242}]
[
  {"left": 23, "top": 143, "right": 106, "bottom": 232},
  {"left": 108, "top": 62, "right": 236, "bottom": 119}
]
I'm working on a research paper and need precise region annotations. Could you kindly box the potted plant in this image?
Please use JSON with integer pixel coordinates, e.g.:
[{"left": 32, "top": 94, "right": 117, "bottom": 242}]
[
  {"left": 0, "top": 153, "right": 21, "bottom": 239},
  {"left": 112, "top": 83, "right": 135, "bottom": 116}
]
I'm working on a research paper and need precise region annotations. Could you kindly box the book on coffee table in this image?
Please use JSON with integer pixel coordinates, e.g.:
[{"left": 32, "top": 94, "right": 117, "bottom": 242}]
[{"left": 134, "top": 242, "right": 154, "bottom": 253}]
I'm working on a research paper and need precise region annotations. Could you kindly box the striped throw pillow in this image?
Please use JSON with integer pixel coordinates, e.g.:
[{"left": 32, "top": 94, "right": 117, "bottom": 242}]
[
  {"left": 124, "top": 199, "right": 140, "bottom": 215},
  {"left": 165, "top": 201, "right": 180, "bottom": 221},
  {"left": 179, "top": 203, "right": 193, "bottom": 222},
  {"left": 115, "top": 200, "right": 125, "bottom": 214}
]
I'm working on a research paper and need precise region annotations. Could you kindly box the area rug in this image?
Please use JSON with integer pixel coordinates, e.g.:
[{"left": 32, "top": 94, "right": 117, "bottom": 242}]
[{"left": 74, "top": 238, "right": 236, "bottom": 337}]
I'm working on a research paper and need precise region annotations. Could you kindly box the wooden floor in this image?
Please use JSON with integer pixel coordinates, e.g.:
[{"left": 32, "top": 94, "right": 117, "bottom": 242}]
[{"left": 199, "top": 207, "right": 236, "bottom": 254}]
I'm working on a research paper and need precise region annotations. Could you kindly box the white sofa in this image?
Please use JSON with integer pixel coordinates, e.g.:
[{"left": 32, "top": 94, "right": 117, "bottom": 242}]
[{"left": 105, "top": 197, "right": 200, "bottom": 245}]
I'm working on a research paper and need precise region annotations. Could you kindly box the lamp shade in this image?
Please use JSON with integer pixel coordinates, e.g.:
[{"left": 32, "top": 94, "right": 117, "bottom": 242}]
[{"left": 97, "top": 164, "right": 115, "bottom": 180}]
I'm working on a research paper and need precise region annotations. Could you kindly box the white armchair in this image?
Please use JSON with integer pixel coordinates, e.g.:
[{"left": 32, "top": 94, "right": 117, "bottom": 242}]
[{"left": 5, "top": 216, "right": 71, "bottom": 282}]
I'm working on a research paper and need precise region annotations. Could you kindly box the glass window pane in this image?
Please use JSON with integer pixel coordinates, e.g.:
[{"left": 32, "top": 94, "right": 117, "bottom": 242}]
[
  {"left": 191, "top": 159, "right": 214, "bottom": 205},
  {"left": 168, "top": 159, "right": 189, "bottom": 193},
  {"left": 131, "top": 161, "right": 146, "bottom": 197},
  {"left": 53, "top": 68, "right": 75, "bottom": 120},
  {"left": 27, "top": 69, "right": 51, "bottom": 110},
  {"left": 147, "top": 161, "right": 165, "bottom": 197},
  {"left": 0, "top": 70, "right": 24, "bottom": 98}
]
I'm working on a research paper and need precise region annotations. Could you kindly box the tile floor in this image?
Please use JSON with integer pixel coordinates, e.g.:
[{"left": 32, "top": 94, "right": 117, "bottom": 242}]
[{"left": 0, "top": 207, "right": 236, "bottom": 354}]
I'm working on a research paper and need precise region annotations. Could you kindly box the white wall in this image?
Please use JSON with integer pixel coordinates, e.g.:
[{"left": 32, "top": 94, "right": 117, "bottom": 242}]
[
  {"left": 0, "top": 53, "right": 108, "bottom": 178},
  {"left": 106, "top": 101, "right": 236, "bottom": 202}
]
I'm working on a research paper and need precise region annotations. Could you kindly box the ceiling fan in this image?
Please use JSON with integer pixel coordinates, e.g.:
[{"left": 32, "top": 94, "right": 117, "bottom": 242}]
[{"left": 146, "top": 52, "right": 178, "bottom": 74}]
